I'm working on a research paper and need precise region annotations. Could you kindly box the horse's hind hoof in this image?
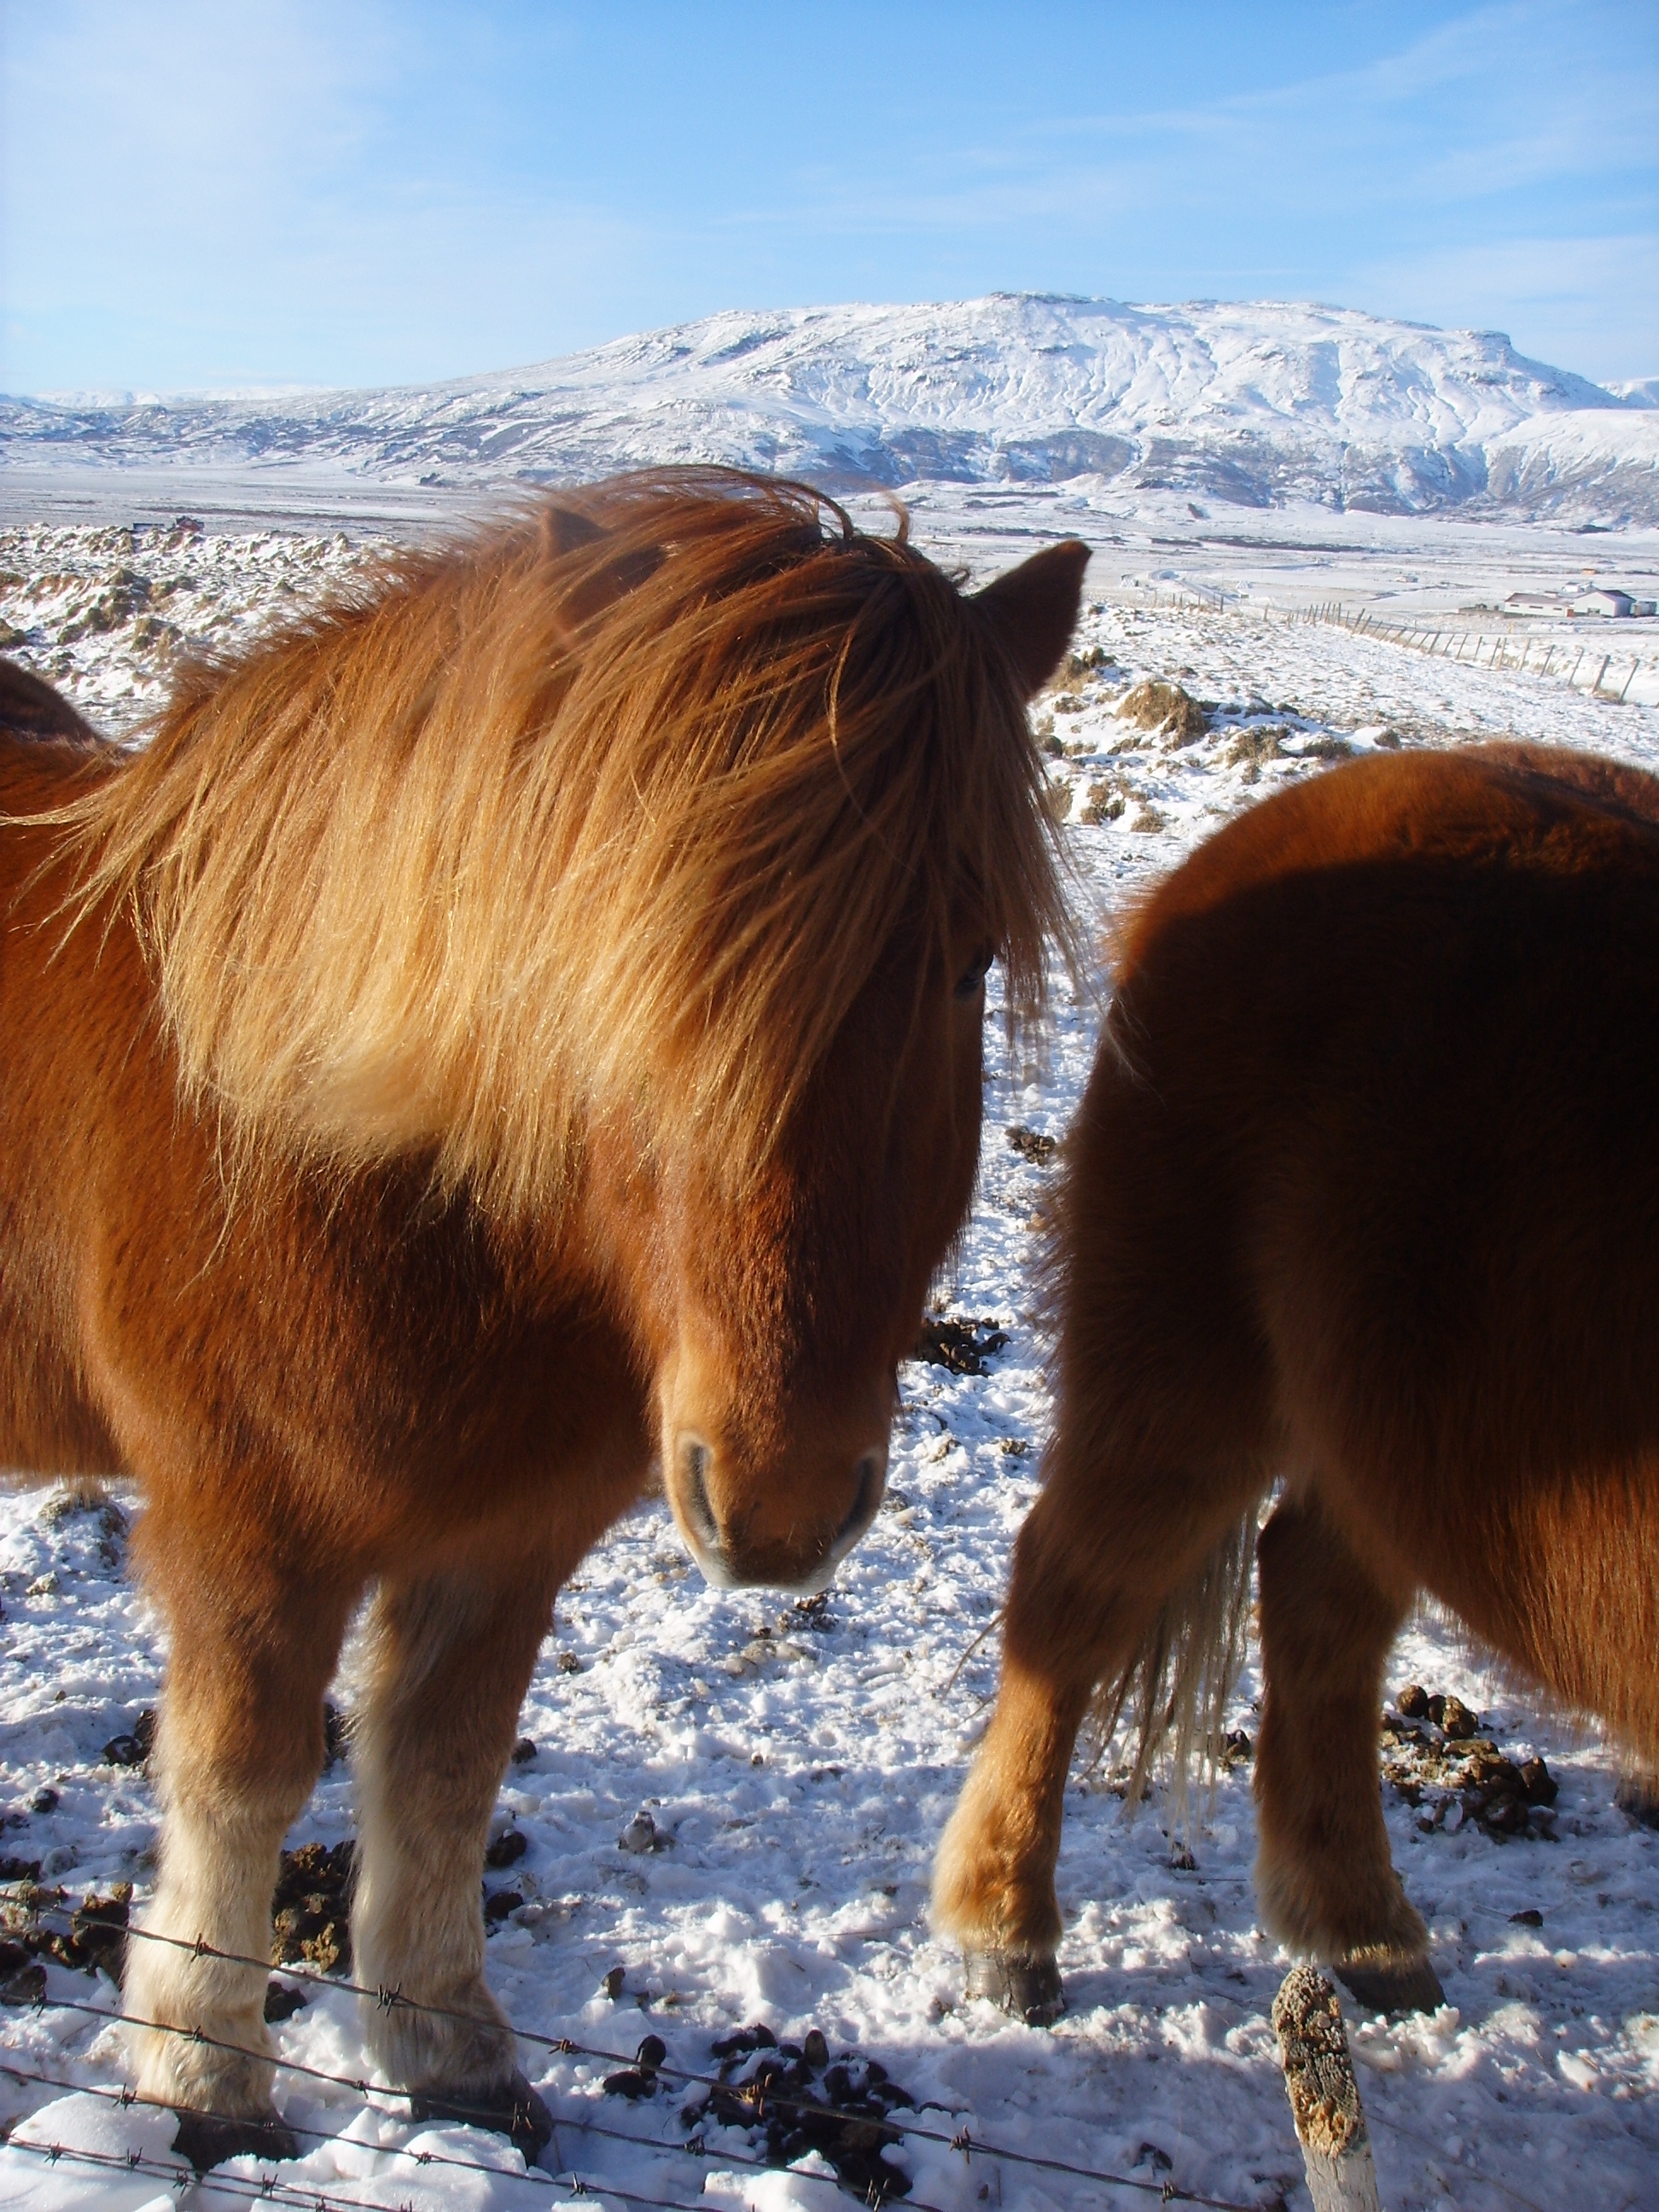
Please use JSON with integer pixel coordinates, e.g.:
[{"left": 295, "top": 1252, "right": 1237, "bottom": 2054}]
[
  {"left": 1333, "top": 1953, "right": 1446, "bottom": 2017},
  {"left": 172, "top": 2108, "right": 300, "bottom": 2170},
  {"left": 963, "top": 1947, "right": 1066, "bottom": 2025},
  {"left": 409, "top": 2069, "right": 554, "bottom": 2162}
]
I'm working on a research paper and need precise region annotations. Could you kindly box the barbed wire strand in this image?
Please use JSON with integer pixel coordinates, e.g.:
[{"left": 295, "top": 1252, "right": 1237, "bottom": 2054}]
[
  {"left": 1, "top": 1895, "right": 1260, "bottom": 2209},
  {"left": 1, "top": 2129, "right": 729, "bottom": 2212},
  {"left": 0, "top": 2052, "right": 954, "bottom": 2210}
]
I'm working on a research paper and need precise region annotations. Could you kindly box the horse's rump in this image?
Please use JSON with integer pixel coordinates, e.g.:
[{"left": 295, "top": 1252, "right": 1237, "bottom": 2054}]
[{"left": 1071, "top": 743, "right": 1659, "bottom": 1796}]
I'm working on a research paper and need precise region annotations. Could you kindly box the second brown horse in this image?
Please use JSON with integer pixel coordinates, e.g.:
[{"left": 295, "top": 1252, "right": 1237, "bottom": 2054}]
[{"left": 935, "top": 741, "right": 1659, "bottom": 2022}]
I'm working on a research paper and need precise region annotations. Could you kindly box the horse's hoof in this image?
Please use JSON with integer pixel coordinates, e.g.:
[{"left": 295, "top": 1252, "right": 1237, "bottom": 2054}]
[
  {"left": 409, "top": 2069, "right": 554, "bottom": 2162},
  {"left": 1333, "top": 1954, "right": 1446, "bottom": 2017},
  {"left": 963, "top": 1948, "right": 1066, "bottom": 2025},
  {"left": 172, "top": 2108, "right": 300, "bottom": 2170}
]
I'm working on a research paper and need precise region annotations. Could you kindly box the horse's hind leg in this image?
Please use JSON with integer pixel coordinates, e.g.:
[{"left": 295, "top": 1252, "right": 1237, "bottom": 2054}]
[
  {"left": 932, "top": 1441, "right": 1264, "bottom": 2022},
  {"left": 125, "top": 1534, "right": 358, "bottom": 2164},
  {"left": 351, "top": 1549, "right": 566, "bottom": 2156},
  {"left": 1254, "top": 1493, "right": 1442, "bottom": 2014}
]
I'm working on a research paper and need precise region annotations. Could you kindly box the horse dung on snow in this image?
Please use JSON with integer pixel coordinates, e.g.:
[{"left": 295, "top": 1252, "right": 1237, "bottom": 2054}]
[
  {"left": 0, "top": 472, "right": 1086, "bottom": 2163},
  {"left": 935, "top": 742, "right": 1659, "bottom": 2025}
]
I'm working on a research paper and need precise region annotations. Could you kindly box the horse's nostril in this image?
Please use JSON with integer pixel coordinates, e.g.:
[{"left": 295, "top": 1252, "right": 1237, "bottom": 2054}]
[
  {"left": 839, "top": 1450, "right": 886, "bottom": 1547},
  {"left": 678, "top": 1437, "right": 719, "bottom": 1551}
]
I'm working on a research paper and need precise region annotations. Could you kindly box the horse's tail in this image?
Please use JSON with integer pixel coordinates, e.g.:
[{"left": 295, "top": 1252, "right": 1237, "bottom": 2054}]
[{"left": 1090, "top": 1505, "right": 1260, "bottom": 1834}]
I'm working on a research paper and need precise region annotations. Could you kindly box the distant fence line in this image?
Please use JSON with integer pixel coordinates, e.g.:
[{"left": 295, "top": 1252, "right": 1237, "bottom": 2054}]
[{"left": 1297, "top": 602, "right": 1659, "bottom": 709}]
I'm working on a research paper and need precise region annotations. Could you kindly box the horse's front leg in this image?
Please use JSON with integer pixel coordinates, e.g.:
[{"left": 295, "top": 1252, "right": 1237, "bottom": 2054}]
[
  {"left": 126, "top": 1527, "right": 358, "bottom": 2165},
  {"left": 351, "top": 1547, "right": 568, "bottom": 2156}
]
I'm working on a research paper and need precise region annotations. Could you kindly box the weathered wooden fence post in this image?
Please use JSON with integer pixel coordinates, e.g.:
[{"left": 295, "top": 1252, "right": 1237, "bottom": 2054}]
[{"left": 1271, "top": 1966, "right": 1383, "bottom": 2212}]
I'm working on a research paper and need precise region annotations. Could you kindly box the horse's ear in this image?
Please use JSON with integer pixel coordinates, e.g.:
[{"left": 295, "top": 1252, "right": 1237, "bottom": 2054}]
[
  {"left": 539, "top": 502, "right": 667, "bottom": 627},
  {"left": 539, "top": 504, "right": 608, "bottom": 560},
  {"left": 973, "top": 539, "right": 1091, "bottom": 699}
]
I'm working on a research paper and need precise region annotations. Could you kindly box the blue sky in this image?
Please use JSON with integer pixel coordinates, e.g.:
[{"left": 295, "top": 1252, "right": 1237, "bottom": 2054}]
[{"left": 3, "top": 0, "right": 1655, "bottom": 396}]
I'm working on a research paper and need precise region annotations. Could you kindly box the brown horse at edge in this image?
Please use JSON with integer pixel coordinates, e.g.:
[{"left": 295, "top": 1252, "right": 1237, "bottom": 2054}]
[
  {"left": 935, "top": 741, "right": 1659, "bottom": 2023},
  {"left": 0, "top": 473, "right": 1087, "bottom": 2161}
]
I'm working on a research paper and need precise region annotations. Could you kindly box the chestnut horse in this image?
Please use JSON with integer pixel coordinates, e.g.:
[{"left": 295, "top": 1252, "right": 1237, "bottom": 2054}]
[
  {"left": 935, "top": 742, "right": 1659, "bottom": 2023},
  {"left": 0, "top": 472, "right": 1086, "bottom": 2163}
]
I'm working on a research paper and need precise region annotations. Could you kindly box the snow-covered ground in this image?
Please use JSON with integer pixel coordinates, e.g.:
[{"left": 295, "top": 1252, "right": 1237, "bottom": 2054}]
[{"left": 2, "top": 505, "right": 1657, "bottom": 2212}]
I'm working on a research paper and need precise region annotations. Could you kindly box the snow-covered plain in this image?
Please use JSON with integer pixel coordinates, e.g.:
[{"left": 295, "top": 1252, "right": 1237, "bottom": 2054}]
[{"left": 2, "top": 498, "right": 1658, "bottom": 2212}]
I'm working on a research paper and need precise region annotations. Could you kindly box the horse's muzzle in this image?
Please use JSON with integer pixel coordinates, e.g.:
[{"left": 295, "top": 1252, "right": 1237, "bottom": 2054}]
[{"left": 670, "top": 1434, "right": 888, "bottom": 1591}]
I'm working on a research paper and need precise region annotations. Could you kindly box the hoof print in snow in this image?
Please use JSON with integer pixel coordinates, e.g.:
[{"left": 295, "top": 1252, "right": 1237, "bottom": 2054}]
[{"left": 684, "top": 2028, "right": 914, "bottom": 2202}]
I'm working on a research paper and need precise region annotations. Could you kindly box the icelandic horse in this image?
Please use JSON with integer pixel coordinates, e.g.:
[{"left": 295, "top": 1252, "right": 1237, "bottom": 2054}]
[
  {"left": 934, "top": 742, "right": 1659, "bottom": 2023},
  {"left": 0, "top": 473, "right": 1087, "bottom": 2163}
]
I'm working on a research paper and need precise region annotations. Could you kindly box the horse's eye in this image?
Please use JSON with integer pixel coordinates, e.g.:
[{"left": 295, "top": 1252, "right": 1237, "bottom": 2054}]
[{"left": 954, "top": 946, "right": 995, "bottom": 1000}]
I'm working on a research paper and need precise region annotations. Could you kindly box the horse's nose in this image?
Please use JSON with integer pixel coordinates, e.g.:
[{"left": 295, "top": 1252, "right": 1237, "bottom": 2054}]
[{"left": 668, "top": 1431, "right": 888, "bottom": 1590}]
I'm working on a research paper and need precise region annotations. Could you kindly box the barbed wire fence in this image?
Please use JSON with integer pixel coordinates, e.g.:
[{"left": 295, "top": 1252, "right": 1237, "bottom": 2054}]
[
  {"left": 2, "top": 1894, "right": 1266, "bottom": 2212},
  {"left": 1292, "top": 602, "right": 1659, "bottom": 707},
  {"left": 1, "top": 1887, "right": 1577, "bottom": 2212}
]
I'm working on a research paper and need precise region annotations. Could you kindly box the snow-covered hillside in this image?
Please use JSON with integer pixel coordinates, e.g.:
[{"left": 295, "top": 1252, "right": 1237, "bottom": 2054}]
[{"left": 4, "top": 296, "right": 1656, "bottom": 525}]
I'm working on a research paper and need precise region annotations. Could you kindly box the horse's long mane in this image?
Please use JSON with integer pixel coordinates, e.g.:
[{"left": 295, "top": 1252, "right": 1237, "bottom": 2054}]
[{"left": 60, "top": 470, "right": 1072, "bottom": 1221}]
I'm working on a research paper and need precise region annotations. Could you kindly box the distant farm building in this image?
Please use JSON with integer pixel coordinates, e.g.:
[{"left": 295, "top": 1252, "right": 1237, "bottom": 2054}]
[{"left": 1505, "top": 587, "right": 1655, "bottom": 618}]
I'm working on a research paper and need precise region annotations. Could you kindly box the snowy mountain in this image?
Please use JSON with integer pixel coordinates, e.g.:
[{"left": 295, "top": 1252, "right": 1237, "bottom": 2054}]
[{"left": 4, "top": 294, "right": 1657, "bottom": 523}]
